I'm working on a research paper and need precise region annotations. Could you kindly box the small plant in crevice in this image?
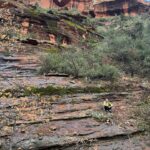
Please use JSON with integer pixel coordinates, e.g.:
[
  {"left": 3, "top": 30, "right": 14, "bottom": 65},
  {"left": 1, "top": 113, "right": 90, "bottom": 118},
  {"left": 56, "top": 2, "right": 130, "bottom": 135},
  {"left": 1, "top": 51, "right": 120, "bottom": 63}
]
[{"left": 89, "top": 111, "right": 113, "bottom": 122}]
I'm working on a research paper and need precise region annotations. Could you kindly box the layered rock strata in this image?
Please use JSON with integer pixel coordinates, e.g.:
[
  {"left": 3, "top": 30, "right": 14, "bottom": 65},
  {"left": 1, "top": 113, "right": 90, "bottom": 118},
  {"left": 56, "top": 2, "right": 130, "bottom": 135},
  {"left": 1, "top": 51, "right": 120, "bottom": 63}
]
[{"left": 28, "top": 0, "right": 150, "bottom": 17}]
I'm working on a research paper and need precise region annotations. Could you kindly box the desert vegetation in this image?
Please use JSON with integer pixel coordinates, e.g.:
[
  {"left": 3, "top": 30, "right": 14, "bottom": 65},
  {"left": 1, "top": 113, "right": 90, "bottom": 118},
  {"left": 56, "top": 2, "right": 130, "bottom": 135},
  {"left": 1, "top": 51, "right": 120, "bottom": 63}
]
[
  {"left": 136, "top": 95, "right": 150, "bottom": 132},
  {"left": 40, "top": 14, "right": 150, "bottom": 81}
]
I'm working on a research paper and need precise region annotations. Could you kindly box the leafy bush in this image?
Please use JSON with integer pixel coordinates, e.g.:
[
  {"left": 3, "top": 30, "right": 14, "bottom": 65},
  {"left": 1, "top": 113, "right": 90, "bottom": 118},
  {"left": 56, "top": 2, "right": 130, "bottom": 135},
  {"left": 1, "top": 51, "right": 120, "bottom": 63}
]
[
  {"left": 136, "top": 97, "right": 150, "bottom": 132},
  {"left": 90, "top": 111, "right": 113, "bottom": 122},
  {"left": 99, "top": 15, "right": 150, "bottom": 77},
  {"left": 40, "top": 15, "right": 150, "bottom": 80},
  {"left": 27, "top": 3, "right": 49, "bottom": 16},
  {"left": 40, "top": 49, "right": 120, "bottom": 81}
]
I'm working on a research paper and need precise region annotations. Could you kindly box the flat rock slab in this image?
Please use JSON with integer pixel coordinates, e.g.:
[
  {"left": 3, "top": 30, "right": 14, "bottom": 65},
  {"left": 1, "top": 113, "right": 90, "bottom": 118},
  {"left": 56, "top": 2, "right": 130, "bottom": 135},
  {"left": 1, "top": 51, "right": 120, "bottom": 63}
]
[
  {"left": 11, "top": 123, "right": 140, "bottom": 150},
  {"left": 63, "top": 135, "right": 150, "bottom": 150},
  {"left": 0, "top": 76, "right": 83, "bottom": 90},
  {"left": 0, "top": 92, "right": 143, "bottom": 150},
  {"left": 0, "top": 48, "right": 148, "bottom": 150}
]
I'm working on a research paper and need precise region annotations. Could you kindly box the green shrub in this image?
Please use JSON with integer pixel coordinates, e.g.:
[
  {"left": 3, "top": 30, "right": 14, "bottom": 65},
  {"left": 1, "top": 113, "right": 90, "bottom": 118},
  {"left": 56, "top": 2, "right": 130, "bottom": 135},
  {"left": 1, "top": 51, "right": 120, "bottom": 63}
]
[
  {"left": 104, "top": 15, "right": 150, "bottom": 77},
  {"left": 27, "top": 3, "right": 48, "bottom": 16},
  {"left": 90, "top": 111, "right": 113, "bottom": 122},
  {"left": 39, "top": 53, "right": 62, "bottom": 74},
  {"left": 40, "top": 49, "right": 120, "bottom": 81},
  {"left": 136, "top": 97, "right": 150, "bottom": 132},
  {"left": 40, "top": 15, "right": 150, "bottom": 80}
]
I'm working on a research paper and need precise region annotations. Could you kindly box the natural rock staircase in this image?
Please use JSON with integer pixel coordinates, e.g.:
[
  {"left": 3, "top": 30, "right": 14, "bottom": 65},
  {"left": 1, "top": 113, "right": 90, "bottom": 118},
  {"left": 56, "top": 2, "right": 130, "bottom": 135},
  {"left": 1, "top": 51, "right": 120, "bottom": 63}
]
[
  {"left": 0, "top": 40, "right": 149, "bottom": 150},
  {"left": 0, "top": 84, "right": 148, "bottom": 150}
]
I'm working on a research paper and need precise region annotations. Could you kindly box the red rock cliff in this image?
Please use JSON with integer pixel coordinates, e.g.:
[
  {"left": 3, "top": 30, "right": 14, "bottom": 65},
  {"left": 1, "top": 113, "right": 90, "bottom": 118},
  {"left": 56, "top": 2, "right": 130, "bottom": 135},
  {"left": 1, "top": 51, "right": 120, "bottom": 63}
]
[
  {"left": 29, "top": 0, "right": 93, "bottom": 15},
  {"left": 94, "top": 0, "right": 150, "bottom": 17},
  {"left": 28, "top": 0, "right": 150, "bottom": 17}
]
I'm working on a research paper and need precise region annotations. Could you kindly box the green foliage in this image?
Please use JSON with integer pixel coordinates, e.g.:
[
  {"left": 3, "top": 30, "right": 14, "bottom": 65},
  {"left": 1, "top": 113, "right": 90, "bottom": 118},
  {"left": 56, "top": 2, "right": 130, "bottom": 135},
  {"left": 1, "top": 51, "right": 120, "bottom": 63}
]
[
  {"left": 40, "top": 14, "right": 150, "bottom": 80},
  {"left": 40, "top": 49, "right": 120, "bottom": 81},
  {"left": 64, "top": 20, "right": 86, "bottom": 31},
  {"left": 28, "top": 4, "right": 81, "bottom": 18},
  {"left": 0, "top": 85, "right": 114, "bottom": 98},
  {"left": 27, "top": 4, "right": 48, "bottom": 16},
  {"left": 90, "top": 111, "right": 113, "bottom": 122},
  {"left": 97, "top": 15, "right": 150, "bottom": 77},
  {"left": 22, "top": 85, "right": 112, "bottom": 97},
  {"left": 136, "top": 97, "right": 150, "bottom": 132},
  {"left": 60, "top": 7, "right": 80, "bottom": 16}
]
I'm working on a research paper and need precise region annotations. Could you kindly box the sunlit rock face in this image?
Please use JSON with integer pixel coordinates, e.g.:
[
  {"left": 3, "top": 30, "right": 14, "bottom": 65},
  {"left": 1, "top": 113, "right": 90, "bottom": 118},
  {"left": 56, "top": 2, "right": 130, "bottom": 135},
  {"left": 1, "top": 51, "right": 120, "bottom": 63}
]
[
  {"left": 27, "top": 0, "right": 149, "bottom": 17},
  {"left": 29, "top": 0, "right": 93, "bottom": 14},
  {"left": 28, "top": 0, "right": 94, "bottom": 16},
  {"left": 94, "top": 0, "right": 150, "bottom": 17}
]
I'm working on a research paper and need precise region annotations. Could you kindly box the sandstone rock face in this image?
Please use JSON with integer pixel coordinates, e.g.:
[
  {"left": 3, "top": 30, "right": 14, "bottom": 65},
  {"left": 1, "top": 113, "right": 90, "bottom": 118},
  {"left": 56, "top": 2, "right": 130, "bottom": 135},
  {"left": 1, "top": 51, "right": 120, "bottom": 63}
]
[
  {"left": 28, "top": 0, "right": 150, "bottom": 17},
  {"left": 0, "top": 0, "right": 99, "bottom": 46},
  {"left": 29, "top": 0, "right": 93, "bottom": 15},
  {"left": 94, "top": 0, "right": 150, "bottom": 17}
]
